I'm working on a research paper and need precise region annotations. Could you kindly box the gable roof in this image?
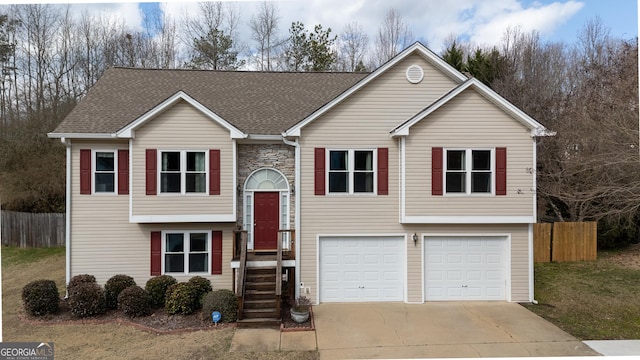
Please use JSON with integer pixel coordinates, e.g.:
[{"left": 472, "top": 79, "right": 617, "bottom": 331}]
[
  {"left": 283, "top": 42, "right": 468, "bottom": 137},
  {"left": 390, "top": 78, "right": 550, "bottom": 137},
  {"left": 50, "top": 68, "right": 367, "bottom": 137}
]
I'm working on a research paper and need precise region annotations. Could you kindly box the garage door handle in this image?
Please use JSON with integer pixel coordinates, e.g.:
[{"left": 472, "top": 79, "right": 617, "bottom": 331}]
[{"left": 462, "top": 285, "right": 468, "bottom": 288}]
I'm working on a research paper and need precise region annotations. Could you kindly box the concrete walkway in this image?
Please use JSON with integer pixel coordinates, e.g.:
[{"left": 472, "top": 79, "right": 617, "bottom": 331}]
[
  {"left": 230, "top": 328, "right": 317, "bottom": 352},
  {"left": 584, "top": 340, "right": 640, "bottom": 356}
]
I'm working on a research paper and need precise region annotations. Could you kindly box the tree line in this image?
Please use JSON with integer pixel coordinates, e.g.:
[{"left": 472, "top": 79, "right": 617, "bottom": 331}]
[{"left": 0, "top": 3, "right": 637, "bottom": 247}]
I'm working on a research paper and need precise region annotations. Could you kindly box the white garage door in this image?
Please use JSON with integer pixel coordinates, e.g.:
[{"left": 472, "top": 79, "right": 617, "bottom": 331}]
[
  {"left": 320, "top": 236, "right": 404, "bottom": 302},
  {"left": 425, "top": 236, "right": 507, "bottom": 301}
]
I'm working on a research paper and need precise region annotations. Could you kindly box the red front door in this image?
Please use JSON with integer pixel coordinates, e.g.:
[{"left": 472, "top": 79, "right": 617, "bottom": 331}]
[{"left": 254, "top": 192, "right": 279, "bottom": 250}]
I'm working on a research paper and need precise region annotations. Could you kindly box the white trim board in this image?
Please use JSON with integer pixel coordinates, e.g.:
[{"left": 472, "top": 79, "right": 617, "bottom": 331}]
[
  {"left": 130, "top": 214, "right": 236, "bottom": 223},
  {"left": 402, "top": 216, "right": 535, "bottom": 224}
]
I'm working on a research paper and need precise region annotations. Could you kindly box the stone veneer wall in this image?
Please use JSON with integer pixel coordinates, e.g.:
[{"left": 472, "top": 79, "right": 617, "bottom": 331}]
[{"left": 236, "top": 143, "right": 296, "bottom": 229}]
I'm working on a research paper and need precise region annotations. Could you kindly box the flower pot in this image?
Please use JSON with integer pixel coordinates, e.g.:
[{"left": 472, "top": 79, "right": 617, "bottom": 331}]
[{"left": 290, "top": 308, "right": 309, "bottom": 323}]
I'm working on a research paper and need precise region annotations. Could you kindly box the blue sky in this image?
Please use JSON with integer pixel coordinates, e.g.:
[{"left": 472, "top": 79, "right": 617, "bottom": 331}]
[{"left": 26, "top": 1, "right": 638, "bottom": 53}]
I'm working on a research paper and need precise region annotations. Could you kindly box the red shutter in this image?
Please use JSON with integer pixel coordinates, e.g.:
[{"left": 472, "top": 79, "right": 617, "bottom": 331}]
[
  {"left": 80, "top": 149, "right": 91, "bottom": 194},
  {"left": 209, "top": 149, "right": 220, "bottom": 195},
  {"left": 117, "top": 149, "right": 129, "bottom": 195},
  {"left": 211, "top": 230, "right": 223, "bottom": 275},
  {"left": 314, "top": 148, "right": 325, "bottom": 195},
  {"left": 377, "top": 148, "right": 388, "bottom": 195},
  {"left": 150, "top": 231, "right": 161, "bottom": 276},
  {"left": 496, "top": 147, "right": 507, "bottom": 196},
  {"left": 145, "top": 149, "right": 157, "bottom": 195},
  {"left": 432, "top": 147, "right": 443, "bottom": 196}
]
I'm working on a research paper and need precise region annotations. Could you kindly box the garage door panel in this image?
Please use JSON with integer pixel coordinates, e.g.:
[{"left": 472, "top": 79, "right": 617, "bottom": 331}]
[
  {"left": 320, "top": 236, "right": 404, "bottom": 302},
  {"left": 425, "top": 236, "right": 506, "bottom": 301}
]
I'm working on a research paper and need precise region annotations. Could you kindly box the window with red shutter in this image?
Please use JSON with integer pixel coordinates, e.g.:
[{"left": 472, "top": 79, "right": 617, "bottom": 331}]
[
  {"left": 118, "top": 149, "right": 129, "bottom": 195},
  {"left": 314, "top": 148, "right": 325, "bottom": 195},
  {"left": 378, "top": 148, "right": 388, "bottom": 195},
  {"left": 211, "top": 231, "right": 223, "bottom": 275},
  {"left": 432, "top": 147, "right": 443, "bottom": 196},
  {"left": 150, "top": 231, "right": 161, "bottom": 276},
  {"left": 80, "top": 149, "right": 91, "bottom": 194},
  {"left": 146, "top": 149, "right": 157, "bottom": 195}
]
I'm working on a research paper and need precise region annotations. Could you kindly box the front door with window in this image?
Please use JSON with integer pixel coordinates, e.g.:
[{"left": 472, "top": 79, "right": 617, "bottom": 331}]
[{"left": 253, "top": 192, "right": 279, "bottom": 250}]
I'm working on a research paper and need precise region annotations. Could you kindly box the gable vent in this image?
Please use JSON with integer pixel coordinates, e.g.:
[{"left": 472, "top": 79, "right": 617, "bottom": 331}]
[{"left": 406, "top": 65, "right": 424, "bottom": 84}]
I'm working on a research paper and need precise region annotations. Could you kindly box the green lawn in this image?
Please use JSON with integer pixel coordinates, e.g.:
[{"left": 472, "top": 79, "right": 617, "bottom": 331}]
[
  {"left": 524, "top": 252, "right": 640, "bottom": 340},
  {"left": 2, "top": 246, "right": 65, "bottom": 266}
]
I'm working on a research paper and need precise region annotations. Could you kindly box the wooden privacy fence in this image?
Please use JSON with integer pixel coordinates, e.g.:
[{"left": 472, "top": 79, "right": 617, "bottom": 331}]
[
  {"left": 1, "top": 210, "right": 65, "bottom": 247},
  {"left": 534, "top": 221, "right": 597, "bottom": 262}
]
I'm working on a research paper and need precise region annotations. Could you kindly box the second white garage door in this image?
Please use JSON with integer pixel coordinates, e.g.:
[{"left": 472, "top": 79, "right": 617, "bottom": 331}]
[
  {"left": 319, "top": 236, "right": 404, "bottom": 302},
  {"left": 425, "top": 236, "right": 507, "bottom": 301}
]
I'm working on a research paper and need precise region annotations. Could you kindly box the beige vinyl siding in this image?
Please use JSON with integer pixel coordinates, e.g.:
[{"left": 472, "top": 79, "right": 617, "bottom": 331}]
[
  {"left": 405, "top": 88, "right": 536, "bottom": 217},
  {"left": 297, "top": 55, "right": 460, "bottom": 303},
  {"left": 132, "top": 100, "right": 234, "bottom": 217},
  {"left": 70, "top": 140, "right": 234, "bottom": 288}
]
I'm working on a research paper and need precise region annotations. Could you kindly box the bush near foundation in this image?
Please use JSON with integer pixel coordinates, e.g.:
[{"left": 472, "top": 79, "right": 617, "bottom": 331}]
[
  {"left": 22, "top": 279, "right": 60, "bottom": 316},
  {"left": 145, "top": 275, "right": 177, "bottom": 308},
  {"left": 201, "top": 289, "right": 237, "bottom": 323},
  {"left": 68, "top": 282, "right": 106, "bottom": 318},
  {"left": 67, "top": 274, "right": 96, "bottom": 294},
  {"left": 188, "top": 276, "right": 212, "bottom": 307},
  {"left": 117, "top": 286, "right": 151, "bottom": 318},
  {"left": 165, "top": 282, "right": 198, "bottom": 315},
  {"left": 104, "top": 274, "right": 136, "bottom": 309}
]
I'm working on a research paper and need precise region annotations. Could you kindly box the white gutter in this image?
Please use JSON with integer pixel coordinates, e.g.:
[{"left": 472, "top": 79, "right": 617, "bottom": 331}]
[
  {"left": 60, "top": 137, "right": 72, "bottom": 296},
  {"left": 281, "top": 135, "right": 301, "bottom": 299}
]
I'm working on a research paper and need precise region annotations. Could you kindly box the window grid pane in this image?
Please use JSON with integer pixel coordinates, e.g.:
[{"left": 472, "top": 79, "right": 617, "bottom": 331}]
[{"left": 95, "top": 152, "right": 115, "bottom": 193}]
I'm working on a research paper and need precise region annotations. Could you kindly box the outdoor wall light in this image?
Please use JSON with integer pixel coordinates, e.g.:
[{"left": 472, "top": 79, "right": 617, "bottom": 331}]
[{"left": 413, "top": 233, "right": 418, "bottom": 246}]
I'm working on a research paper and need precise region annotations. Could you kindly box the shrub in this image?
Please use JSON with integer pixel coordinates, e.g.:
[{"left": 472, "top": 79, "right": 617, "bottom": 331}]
[
  {"left": 68, "top": 282, "right": 106, "bottom": 318},
  {"left": 22, "top": 280, "right": 60, "bottom": 316},
  {"left": 67, "top": 274, "right": 96, "bottom": 294},
  {"left": 201, "top": 289, "right": 238, "bottom": 323},
  {"left": 117, "top": 286, "right": 151, "bottom": 318},
  {"left": 104, "top": 274, "right": 136, "bottom": 309},
  {"left": 188, "top": 276, "right": 212, "bottom": 307},
  {"left": 145, "top": 275, "right": 177, "bottom": 308},
  {"left": 165, "top": 282, "right": 198, "bottom": 315}
]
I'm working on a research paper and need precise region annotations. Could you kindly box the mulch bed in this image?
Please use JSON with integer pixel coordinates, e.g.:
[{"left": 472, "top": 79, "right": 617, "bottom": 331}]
[
  {"left": 19, "top": 299, "right": 232, "bottom": 335},
  {"left": 20, "top": 298, "right": 314, "bottom": 334},
  {"left": 280, "top": 303, "right": 314, "bottom": 332}
]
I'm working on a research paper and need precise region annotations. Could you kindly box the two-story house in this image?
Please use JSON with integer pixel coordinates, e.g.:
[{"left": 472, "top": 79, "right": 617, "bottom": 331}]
[{"left": 49, "top": 43, "right": 548, "bottom": 320}]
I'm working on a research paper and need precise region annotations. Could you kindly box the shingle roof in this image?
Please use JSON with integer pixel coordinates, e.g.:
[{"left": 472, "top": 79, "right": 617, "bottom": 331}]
[{"left": 52, "top": 67, "right": 368, "bottom": 136}]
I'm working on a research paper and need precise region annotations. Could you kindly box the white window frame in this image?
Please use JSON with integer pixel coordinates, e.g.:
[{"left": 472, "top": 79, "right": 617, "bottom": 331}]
[
  {"left": 444, "top": 148, "right": 495, "bottom": 196},
  {"left": 158, "top": 150, "right": 209, "bottom": 195},
  {"left": 326, "top": 148, "right": 377, "bottom": 195},
  {"left": 161, "top": 230, "right": 210, "bottom": 275},
  {"left": 92, "top": 149, "right": 117, "bottom": 195}
]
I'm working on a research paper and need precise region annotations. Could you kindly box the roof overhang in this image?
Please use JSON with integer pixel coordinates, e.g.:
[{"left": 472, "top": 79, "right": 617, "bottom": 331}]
[
  {"left": 116, "top": 90, "right": 247, "bottom": 139},
  {"left": 47, "top": 132, "right": 116, "bottom": 139},
  {"left": 284, "top": 42, "right": 468, "bottom": 137},
  {"left": 390, "top": 78, "right": 552, "bottom": 138}
]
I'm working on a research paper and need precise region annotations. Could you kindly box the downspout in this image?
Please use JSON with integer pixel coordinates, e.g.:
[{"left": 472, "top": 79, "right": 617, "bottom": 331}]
[
  {"left": 60, "top": 137, "right": 72, "bottom": 297},
  {"left": 281, "top": 135, "right": 300, "bottom": 299}
]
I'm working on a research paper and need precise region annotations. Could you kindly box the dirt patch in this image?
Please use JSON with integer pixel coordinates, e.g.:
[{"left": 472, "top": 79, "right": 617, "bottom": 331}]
[{"left": 602, "top": 243, "right": 640, "bottom": 269}]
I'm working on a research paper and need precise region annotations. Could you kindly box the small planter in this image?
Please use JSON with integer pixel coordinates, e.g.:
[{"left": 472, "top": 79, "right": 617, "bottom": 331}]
[
  {"left": 290, "top": 295, "right": 312, "bottom": 323},
  {"left": 290, "top": 308, "right": 309, "bottom": 323}
]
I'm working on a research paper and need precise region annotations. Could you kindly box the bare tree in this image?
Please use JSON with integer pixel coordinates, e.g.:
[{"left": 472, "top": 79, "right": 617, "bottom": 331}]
[
  {"left": 249, "top": 1, "right": 282, "bottom": 71},
  {"left": 179, "top": 2, "right": 243, "bottom": 68},
  {"left": 371, "top": 8, "right": 413, "bottom": 68},
  {"left": 337, "top": 21, "right": 368, "bottom": 71}
]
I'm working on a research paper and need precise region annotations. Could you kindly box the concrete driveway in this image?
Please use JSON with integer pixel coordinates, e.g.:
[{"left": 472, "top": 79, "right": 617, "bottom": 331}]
[{"left": 313, "top": 302, "right": 599, "bottom": 359}]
